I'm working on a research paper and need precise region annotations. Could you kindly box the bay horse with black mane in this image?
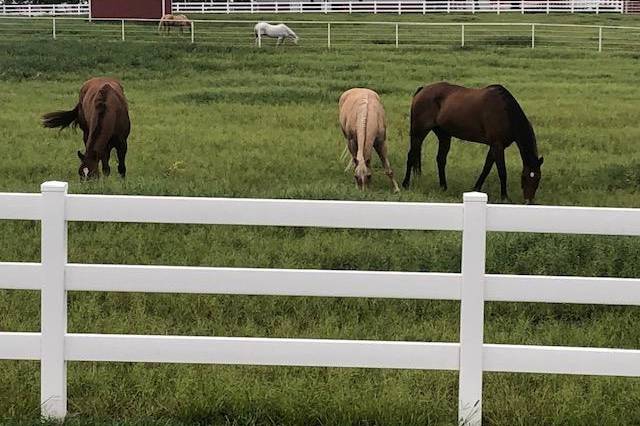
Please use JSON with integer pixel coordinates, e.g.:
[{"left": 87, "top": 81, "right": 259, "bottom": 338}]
[
  {"left": 42, "top": 77, "right": 130, "bottom": 180},
  {"left": 402, "top": 82, "right": 543, "bottom": 204}
]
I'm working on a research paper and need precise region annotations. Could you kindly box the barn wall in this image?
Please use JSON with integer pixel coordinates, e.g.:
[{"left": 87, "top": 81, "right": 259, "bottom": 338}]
[{"left": 91, "top": 0, "right": 172, "bottom": 20}]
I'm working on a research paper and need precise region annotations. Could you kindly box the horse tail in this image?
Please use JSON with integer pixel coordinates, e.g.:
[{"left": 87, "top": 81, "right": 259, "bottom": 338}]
[
  {"left": 42, "top": 104, "right": 79, "bottom": 130},
  {"left": 86, "top": 84, "right": 115, "bottom": 153},
  {"left": 354, "top": 95, "right": 370, "bottom": 180},
  {"left": 408, "top": 106, "right": 423, "bottom": 176}
]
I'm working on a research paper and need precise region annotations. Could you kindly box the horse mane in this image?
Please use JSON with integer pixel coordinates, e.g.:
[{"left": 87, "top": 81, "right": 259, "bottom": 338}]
[{"left": 489, "top": 85, "right": 539, "bottom": 166}]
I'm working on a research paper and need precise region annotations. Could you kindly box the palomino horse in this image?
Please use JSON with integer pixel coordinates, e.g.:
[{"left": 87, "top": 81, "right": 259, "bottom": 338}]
[
  {"left": 254, "top": 22, "right": 299, "bottom": 46},
  {"left": 158, "top": 14, "right": 191, "bottom": 35},
  {"left": 42, "top": 77, "right": 131, "bottom": 180},
  {"left": 403, "top": 82, "right": 543, "bottom": 203},
  {"left": 339, "top": 88, "right": 400, "bottom": 192}
]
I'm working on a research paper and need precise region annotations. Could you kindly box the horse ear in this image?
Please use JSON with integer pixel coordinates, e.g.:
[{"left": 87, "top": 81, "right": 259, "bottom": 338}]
[
  {"left": 538, "top": 156, "right": 544, "bottom": 166},
  {"left": 77, "top": 151, "right": 84, "bottom": 160}
]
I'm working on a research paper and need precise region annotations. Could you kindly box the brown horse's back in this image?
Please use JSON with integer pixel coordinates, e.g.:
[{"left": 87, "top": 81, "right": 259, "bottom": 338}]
[
  {"left": 79, "top": 78, "right": 129, "bottom": 142},
  {"left": 411, "top": 82, "right": 520, "bottom": 144}
]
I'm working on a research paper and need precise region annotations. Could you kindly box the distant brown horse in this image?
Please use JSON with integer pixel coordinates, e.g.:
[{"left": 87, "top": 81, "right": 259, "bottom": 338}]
[
  {"left": 42, "top": 77, "right": 130, "bottom": 179},
  {"left": 158, "top": 14, "right": 191, "bottom": 35},
  {"left": 403, "top": 82, "right": 543, "bottom": 204},
  {"left": 339, "top": 88, "right": 400, "bottom": 192}
]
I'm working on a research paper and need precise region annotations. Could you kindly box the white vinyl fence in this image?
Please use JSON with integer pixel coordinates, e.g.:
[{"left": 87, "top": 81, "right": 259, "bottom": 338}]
[
  {"left": 1, "top": 182, "right": 639, "bottom": 424},
  {"left": 2, "top": 17, "right": 640, "bottom": 52},
  {"left": 0, "top": 0, "right": 627, "bottom": 16},
  {"left": 174, "top": 0, "right": 625, "bottom": 14}
]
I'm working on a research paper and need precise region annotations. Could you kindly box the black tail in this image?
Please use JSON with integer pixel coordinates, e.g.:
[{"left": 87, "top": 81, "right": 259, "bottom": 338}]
[{"left": 42, "top": 105, "right": 79, "bottom": 130}]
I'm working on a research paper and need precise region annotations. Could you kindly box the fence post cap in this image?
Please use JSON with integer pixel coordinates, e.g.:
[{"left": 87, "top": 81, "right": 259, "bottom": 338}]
[
  {"left": 463, "top": 192, "right": 487, "bottom": 203},
  {"left": 41, "top": 181, "right": 68, "bottom": 193}
]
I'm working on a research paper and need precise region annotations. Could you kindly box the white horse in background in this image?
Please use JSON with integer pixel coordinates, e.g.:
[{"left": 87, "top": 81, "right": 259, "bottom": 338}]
[{"left": 254, "top": 22, "right": 299, "bottom": 46}]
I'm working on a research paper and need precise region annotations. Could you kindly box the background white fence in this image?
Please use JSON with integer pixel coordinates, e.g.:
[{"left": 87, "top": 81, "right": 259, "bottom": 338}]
[
  {"left": 2, "top": 16, "right": 640, "bottom": 52},
  {"left": 1, "top": 181, "right": 639, "bottom": 424},
  {"left": 0, "top": 0, "right": 629, "bottom": 16}
]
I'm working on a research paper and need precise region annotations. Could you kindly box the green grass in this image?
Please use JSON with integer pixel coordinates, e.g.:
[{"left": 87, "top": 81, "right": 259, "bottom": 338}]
[{"left": 1, "top": 14, "right": 640, "bottom": 425}]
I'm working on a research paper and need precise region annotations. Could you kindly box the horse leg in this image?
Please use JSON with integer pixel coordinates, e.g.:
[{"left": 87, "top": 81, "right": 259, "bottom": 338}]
[
  {"left": 434, "top": 129, "right": 451, "bottom": 191},
  {"left": 492, "top": 146, "right": 510, "bottom": 202},
  {"left": 276, "top": 37, "right": 283, "bottom": 46},
  {"left": 402, "top": 127, "right": 429, "bottom": 188},
  {"left": 100, "top": 148, "right": 111, "bottom": 178},
  {"left": 116, "top": 140, "right": 128, "bottom": 178},
  {"left": 473, "top": 149, "right": 495, "bottom": 192},
  {"left": 374, "top": 139, "right": 400, "bottom": 193}
]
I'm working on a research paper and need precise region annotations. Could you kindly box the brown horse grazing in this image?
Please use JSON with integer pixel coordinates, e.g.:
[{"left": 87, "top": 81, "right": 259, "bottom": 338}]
[
  {"left": 42, "top": 77, "right": 130, "bottom": 180},
  {"left": 158, "top": 14, "right": 191, "bottom": 35},
  {"left": 339, "top": 88, "right": 400, "bottom": 192},
  {"left": 403, "top": 82, "right": 544, "bottom": 204}
]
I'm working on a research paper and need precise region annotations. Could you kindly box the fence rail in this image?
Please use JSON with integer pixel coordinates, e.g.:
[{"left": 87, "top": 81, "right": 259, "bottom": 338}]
[
  {"left": 2, "top": 16, "right": 640, "bottom": 53},
  {"left": 0, "top": 0, "right": 629, "bottom": 16},
  {"left": 1, "top": 181, "right": 640, "bottom": 424}
]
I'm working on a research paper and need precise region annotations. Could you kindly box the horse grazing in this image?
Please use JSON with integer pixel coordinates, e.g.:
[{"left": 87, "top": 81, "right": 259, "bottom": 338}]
[
  {"left": 42, "top": 77, "right": 131, "bottom": 180},
  {"left": 158, "top": 14, "right": 191, "bottom": 35},
  {"left": 254, "top": 22, "right": 299, "bottom": 46},
  {"left": 339, "top": 88, "right": 400, "bottom": 192},
  {"left": 403, "top": 82, "right": 543, "bottom": 204}
]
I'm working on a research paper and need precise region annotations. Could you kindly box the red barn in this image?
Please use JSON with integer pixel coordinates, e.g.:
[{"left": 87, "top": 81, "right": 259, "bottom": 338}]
[{"left": 90, "top": 0, "right": 173, "bottom": 20}]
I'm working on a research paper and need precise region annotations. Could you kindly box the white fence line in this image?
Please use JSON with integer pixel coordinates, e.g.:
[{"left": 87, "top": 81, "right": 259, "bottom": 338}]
[
  {"left": 2, "top": 16, "right": 640, "bottom": 53},
  {"left": 0, "top": 182, "right": 639, "bottom": 423},
  {"left": 0, "top": 0, "right": 628, "bottom": 16}
]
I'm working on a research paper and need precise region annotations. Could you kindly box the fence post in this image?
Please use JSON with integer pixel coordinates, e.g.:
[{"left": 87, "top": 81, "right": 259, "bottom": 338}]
[
  {"left": 471, "top": 0, "right": 475, "bottom": 13},
  {"left": 327, "top": 22, "right": 331, "bottom": 48},
  {"left": 596, "top": 2, "right": 599, "bottom": 14},
  {"left": 571, "top": 0, "right": 574, "bottom": 13},
  {"left": 395, "top": 23, "right": 399, "bottom": 48},
  {"left": 374, "top": 0, "right": 377, "bottom": 13},
  {"left": 52, "top": 17, "right": 56, "bottom": 40},
  {"left": 598, "top": 26, "right": 602, "bottom": 52},
  {"left": 40, "top": 181, "right": 68, "bottom": 421},
  {"left": 398, "top": 1, "right": 401, "bottom": 14},
  {"left": 191, "top": 21, "right": 195, "bottom": 44},
  {"left": 531, "top": 23, "right": 535, "bottom": 48},
  {"left": 121, "top": 19, "right": 125, "bottom": 41},
  {"left": 461, "top": 23, "right": 465, "bottom": 47},
  {"left": 251, "top": 1, "right": 254, "bottom": 13},
  {"left": 521, "top": 0, "right": 524, "bottom": 14},
  {"left": 458, "top": 192, "right": 487, "bottom": 426},
  {"left": 423, "top": 0, "right": 426, "bottom": 14},
  {"left": 546, "top": 0, "right": 550, "bottom": 13},
  {"left": 447, "top": 0, "right": 451, "bottom": 13},
  {"left": 497, "top": 0, "right": 500, "bottom": 14},
  {"left": 349, "top": 0, "right": 352, "bottom": 13}
]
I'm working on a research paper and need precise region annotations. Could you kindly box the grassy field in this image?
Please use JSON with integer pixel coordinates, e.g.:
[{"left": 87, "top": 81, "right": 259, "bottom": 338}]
[{"left": 1, "top": 13, "right": 640, "bottom": 425}]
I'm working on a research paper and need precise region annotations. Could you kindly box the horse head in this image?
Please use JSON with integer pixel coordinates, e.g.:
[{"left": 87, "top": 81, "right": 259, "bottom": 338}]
[
  {"left": 521, "top": 156, "right": 544, "bottom": 204},
  {"left": 77, "top": 150, "right": 99, "bottom": 180}
]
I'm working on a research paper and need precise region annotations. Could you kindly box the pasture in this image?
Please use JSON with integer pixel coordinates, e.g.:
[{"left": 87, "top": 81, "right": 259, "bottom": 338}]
[{"left": 1, "top": 13, "right": 640, "bottom": 425}]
